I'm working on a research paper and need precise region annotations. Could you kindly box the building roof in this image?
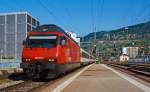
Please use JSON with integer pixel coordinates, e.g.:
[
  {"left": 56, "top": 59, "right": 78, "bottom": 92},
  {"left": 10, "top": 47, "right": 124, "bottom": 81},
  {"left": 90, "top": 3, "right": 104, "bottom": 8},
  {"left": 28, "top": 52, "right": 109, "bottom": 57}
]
[{"left": 0, "top": 11, "right": 39, "bottom": 21}]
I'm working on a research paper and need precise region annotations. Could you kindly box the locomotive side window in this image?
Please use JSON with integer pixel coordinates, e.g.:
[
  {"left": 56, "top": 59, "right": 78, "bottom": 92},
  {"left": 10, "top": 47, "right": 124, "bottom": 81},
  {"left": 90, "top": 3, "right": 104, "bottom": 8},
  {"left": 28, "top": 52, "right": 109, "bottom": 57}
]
[
  {"left": 26, "top": 35, "right": 57, "bottom": 48},
  {"left": 61, "top": 39, "right": 66, "bottom": 46},
  {"left": 60, "top": 36, "right": 67, "bottom": 46}
]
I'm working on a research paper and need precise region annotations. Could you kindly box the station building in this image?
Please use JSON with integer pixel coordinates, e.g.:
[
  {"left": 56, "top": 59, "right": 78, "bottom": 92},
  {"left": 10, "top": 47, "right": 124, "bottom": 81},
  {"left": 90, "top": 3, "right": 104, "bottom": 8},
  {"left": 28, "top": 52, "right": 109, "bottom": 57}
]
[{"left": 0, "top": 12, "right": 40, "bottom": 59}]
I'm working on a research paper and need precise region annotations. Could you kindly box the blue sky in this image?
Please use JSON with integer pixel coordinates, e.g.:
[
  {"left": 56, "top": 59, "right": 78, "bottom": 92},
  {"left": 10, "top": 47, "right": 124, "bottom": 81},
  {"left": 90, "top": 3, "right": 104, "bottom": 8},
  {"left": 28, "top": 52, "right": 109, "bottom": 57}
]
[{"left": 0, "top": 0, "right": 150, "bottom": 36}]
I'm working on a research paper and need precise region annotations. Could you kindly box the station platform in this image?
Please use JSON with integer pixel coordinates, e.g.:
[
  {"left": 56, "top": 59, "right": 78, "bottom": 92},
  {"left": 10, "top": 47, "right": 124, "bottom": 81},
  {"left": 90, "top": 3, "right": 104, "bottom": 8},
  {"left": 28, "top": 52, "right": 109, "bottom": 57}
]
[
  {"left": 61, "top": 64, "right": 149, "bottom": 92},
  {"left": 37, "top": 64, "right": 150, "bottom": 92}
]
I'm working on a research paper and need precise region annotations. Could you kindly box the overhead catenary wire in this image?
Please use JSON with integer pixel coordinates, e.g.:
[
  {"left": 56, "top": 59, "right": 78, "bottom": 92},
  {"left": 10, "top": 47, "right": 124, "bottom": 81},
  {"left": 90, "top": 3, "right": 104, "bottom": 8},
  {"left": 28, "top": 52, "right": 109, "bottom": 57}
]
[
  {"left": 97, "top": 0, "right": 104, "bottom": 57},
  {"left": 90, "top": 0, "right": 97, "bottom": 40},
  {"left": 1, "top": 1, "right": 31, "bottom": 58},
  {"left": 129, "top": 0, "right": 136, "bottom": 24},
  {"left": 91, "top": 0, "right": 95, "bottom": 33},
  {"left": 143, "top": 11, "right": 150, "bottom": 22},
  {"left": 91, "top": 0, "right": 105, "bottom": 40},
  {"left": 97, "top": 0, "right": 104, "bottom": 30},
  {"left": 141, "top": 1, "right": 150, "bottom": 22},
  {"left": 57, "top": 0, "right": 79, "bottom": 34},
  {"left": 132, "top": 0, "right": 150, "bottom": 23},
  {"left": 90, "top": 0, "right": 105, "bottom": 57},
  {"left": 90, "top": 0, "right": 95, "bottom": 55},
  {"left": 38, "top": 0, "right": 83, "bottom": 37},
  {"left": 37, "top": 0, "right": 70, "bottom": 31}
]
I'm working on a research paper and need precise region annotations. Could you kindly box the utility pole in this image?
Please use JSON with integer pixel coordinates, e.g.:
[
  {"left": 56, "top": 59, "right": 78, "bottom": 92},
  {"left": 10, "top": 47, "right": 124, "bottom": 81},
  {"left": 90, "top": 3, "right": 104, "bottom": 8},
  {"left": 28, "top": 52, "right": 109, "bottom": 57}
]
[
  {"left": 0, "top": 49, "right": 3, "bottom": 62},
  {"left": 94, "top": 27, "right": 96, "bottom": 41},
  {"left": 144, "top": 29, "right": 148, "bottom": 63},
  {"left": 113, "top": 34, "right": 116, "bottom": 57},
  {"left": 94, "top": 27, "right": 97, "bottom": 58},
  {"left": 125, "top": 27, "right": 129, "bottom": 41}
]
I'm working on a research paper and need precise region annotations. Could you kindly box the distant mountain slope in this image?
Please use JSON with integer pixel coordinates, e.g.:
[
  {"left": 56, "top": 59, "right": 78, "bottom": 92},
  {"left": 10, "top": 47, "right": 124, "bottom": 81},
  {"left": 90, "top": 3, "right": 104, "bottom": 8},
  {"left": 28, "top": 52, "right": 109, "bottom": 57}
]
[{"left": 83, "top": 21, "right": 150, "bottom": 41}]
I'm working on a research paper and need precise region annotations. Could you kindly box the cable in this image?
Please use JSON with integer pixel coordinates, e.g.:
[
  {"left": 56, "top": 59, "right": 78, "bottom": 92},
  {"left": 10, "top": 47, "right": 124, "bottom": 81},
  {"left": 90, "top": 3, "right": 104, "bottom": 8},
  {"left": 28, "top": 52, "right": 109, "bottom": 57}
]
[
  {"left": 61, "top": 1, "right": 78, "bottom": 33},
  {"left": 37, "top": 0, "right": 70, "bottom": 31},
  {"left": 97, "top": 0, "right": 104, "bottom": 30},
  {"left": 91, "top": 0, "right": 95, "bottom": 33},
  {"left": 132, "top": 0, "right": 150, "bottom": 23},
  {"left": 143, "top": 11, "right": 150, "bottom": 21},
  {"left": 0, "top": 0, "right": 16, "bottom": 12}
]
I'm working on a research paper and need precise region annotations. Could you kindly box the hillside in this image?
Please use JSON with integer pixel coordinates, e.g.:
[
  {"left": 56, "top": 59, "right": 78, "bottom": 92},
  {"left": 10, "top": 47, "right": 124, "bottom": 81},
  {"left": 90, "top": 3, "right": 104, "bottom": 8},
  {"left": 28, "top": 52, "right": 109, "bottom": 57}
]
[
  {"left": 81, "top": 21, "right": 150, "bottom": 57},
  {"left": 83, "top": 21, "right": 150, "bottom": 41}
]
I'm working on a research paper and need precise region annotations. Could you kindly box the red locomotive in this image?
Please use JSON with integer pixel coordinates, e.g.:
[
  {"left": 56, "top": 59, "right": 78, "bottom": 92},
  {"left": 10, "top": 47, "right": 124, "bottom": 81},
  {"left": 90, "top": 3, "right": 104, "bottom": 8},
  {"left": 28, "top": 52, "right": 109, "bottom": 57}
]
[{"left": 20, "top": 24, "right": 94, "bottom": 79}]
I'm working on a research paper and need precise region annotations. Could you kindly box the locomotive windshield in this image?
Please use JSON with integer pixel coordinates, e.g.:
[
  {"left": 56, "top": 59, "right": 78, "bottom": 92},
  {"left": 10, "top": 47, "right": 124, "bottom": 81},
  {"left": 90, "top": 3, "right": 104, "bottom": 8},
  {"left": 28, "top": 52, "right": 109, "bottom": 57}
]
[{"left": 26, "top": 35, "right": 57, "bottom": 48}]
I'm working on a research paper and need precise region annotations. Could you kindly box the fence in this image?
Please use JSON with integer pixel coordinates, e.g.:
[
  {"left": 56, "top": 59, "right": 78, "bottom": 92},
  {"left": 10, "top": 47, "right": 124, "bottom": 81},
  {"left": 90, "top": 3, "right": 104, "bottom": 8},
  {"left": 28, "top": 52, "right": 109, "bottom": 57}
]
[{"left": 0, "top": 59, "right": 21, "bottom": 68}]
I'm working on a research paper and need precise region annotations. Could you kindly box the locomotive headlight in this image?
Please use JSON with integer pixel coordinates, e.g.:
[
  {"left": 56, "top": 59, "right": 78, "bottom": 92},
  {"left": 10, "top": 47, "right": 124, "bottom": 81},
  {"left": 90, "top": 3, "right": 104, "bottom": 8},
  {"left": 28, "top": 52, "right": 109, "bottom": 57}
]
[
  {"left": 48, "top": 59, "right": 55, "bottom": 62},
  {"left": 25, "top": 59, "right": 30, "bottom": 62},
  {"left": 51, "top": 59, "right": 54, "bottom": 62}
]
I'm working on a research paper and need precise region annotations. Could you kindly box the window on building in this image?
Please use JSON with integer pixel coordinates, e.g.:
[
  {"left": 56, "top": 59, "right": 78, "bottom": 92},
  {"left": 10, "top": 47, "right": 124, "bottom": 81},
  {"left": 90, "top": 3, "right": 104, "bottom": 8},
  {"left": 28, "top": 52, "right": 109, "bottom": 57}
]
[
  {"left": 17, "top": 14, "right": 26, "bottom": 24},
  {"left": 27, "top": 15, "right": 31, "bottom": 24},
  {"left": 32, "top": 18, "right": 36, "bottom": 26},
  {"left": 0, "top": 16, "right": 5, "bottom": 25},
  {"left": 37, "top": 21, "right": 40, "bottom": 26},
  {"left": 27, "top": 24, "right": 31, "bottom": 32}
]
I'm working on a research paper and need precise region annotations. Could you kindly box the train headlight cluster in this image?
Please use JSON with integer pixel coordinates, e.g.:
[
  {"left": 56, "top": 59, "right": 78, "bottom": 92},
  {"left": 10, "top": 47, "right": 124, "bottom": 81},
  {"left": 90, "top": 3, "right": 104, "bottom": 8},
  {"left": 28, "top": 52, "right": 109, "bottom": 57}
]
[
  {"left": 48, "top": 59, "right": 55, "bottom": 62},
  {"left": 25, "top": 59, "right": 30, "bottom": 62}
]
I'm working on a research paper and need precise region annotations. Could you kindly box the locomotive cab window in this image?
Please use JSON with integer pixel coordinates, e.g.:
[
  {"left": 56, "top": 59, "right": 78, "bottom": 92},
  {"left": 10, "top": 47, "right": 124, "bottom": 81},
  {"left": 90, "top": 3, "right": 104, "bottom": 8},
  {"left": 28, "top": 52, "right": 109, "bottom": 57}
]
[{"left": 26, "top": 35, "right": 58, "bottom": 48}]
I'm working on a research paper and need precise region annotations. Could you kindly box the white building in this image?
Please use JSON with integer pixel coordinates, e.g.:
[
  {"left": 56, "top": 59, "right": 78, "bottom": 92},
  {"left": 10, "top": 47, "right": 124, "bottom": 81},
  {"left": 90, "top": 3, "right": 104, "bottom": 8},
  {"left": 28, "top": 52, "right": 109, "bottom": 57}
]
[{"left": 122, "top": 47, "right": 139, "bottom": 58}]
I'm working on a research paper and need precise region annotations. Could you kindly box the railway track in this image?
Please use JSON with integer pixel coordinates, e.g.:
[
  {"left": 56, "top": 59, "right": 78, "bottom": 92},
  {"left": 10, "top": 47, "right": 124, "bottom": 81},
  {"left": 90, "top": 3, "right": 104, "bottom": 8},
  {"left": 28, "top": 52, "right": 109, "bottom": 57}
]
[
  {"left": 0, "top": 72, "right": 49, "bottom": 92},
  {"left": 0, "top": 64, "right": 92, "bottom": 92},
  {"left": 107, "top": 63, "right": 150, "bottom": 83},
  {"left": 0, "top": 67, "right": 82, "bottom": 92},
  {"left": 0, "top": 80, "right": 47, "bottom": 92}
]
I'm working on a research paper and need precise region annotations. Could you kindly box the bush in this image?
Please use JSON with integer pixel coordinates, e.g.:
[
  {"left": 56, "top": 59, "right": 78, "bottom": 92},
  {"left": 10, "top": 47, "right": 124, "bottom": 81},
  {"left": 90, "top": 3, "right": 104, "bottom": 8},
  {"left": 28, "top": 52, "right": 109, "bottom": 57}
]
[{"left": 0, "top": 56, "right": 15, "bottom": 59}]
